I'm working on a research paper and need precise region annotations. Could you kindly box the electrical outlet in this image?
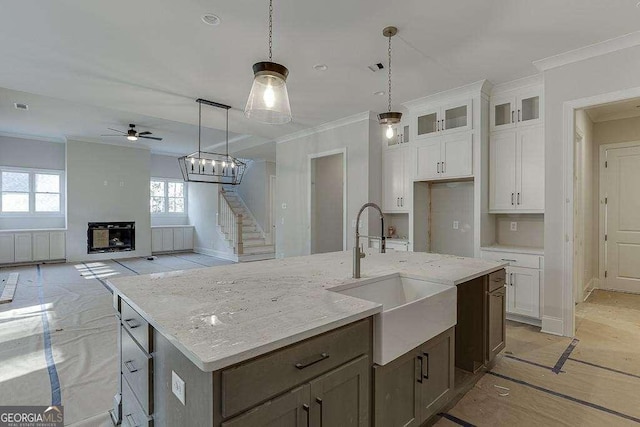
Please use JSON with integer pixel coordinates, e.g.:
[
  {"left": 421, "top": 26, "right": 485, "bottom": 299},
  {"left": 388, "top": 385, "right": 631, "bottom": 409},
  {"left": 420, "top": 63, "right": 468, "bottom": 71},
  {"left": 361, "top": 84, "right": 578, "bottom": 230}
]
[
  {"left": 453, "top": 221, "right": 459, "bottom": 230},
  {"left": 510, "top": 222, "right": 518, "bottom": 231},
  {"left": 281, "top": 203, "right": 287, "bottom": 209},
  {"left": 172, "top": 371, "right": 185, "bottom": 405}
]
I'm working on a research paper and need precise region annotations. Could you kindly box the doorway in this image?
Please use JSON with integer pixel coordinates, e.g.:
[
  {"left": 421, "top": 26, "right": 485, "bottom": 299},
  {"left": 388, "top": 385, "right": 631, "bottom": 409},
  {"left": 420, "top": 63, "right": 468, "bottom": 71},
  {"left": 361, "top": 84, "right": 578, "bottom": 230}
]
[
  {"left": 599, "top": 142, "right": 640, "bottom": 294},
  {"left": 268, "top": 174, "right": 276, "bottom": 245},
  {"left": 309, "top": 151, "right": 346, "bottom": 254}
]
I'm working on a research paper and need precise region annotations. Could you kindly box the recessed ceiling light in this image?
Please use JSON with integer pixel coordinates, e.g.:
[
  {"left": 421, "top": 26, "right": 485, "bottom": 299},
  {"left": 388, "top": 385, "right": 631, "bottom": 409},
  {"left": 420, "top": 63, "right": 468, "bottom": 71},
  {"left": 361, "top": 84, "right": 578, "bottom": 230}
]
[
  {"left": 14, "top": 103, "right": 28, "bottom": 110},
  {"left": 313, "top": 64, "right": 328, "bottom": 71},
  {"left": 636, "top": 1, "right": 640, "bottom": 7},
  {"left": 374, "top": 91, "right": 385, "bottom": 96},
  {"left": 201, "top": 14, "right": 221, "bottom": 26}
]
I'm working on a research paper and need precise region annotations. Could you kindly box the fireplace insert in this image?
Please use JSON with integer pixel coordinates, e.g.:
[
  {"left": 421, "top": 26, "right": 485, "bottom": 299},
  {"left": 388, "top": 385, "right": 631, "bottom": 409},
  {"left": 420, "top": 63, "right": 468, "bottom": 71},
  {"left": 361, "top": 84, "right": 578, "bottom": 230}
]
[{"left": 87, "top": 222, "right": 135, "bottom": 254}]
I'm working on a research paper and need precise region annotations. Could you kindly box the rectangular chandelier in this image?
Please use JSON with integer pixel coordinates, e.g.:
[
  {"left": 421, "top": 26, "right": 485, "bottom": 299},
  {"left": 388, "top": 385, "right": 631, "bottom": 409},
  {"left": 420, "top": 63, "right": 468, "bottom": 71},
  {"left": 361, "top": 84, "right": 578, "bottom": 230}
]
[{"left": 178, "top": 99, "right": 246, "bottom": 185}]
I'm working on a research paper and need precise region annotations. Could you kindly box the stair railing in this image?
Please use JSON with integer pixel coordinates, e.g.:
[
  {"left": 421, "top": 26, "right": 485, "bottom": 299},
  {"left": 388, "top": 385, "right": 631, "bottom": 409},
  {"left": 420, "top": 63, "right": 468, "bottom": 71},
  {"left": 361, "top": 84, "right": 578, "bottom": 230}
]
[{"left": 218, "top": 189, "right": 243, "bottom": 255}]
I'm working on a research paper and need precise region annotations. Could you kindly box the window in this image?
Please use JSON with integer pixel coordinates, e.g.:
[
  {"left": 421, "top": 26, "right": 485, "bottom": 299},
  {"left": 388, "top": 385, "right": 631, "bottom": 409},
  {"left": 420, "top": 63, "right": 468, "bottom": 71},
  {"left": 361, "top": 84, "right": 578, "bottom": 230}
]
[
  {"left": 150, "top": 179, "right": 186, "bottom": 214},
  {"left": 0, "top": 168, "right": 63, "bottom": 214}
]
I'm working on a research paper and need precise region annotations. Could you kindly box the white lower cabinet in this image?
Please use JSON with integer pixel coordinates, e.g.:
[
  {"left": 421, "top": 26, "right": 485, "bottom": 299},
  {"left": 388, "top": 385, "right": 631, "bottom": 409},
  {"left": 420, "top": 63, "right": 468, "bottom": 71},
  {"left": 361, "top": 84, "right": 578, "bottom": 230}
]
[
  {"left": 506, "top": 266, "right": 540, "bottom": 318},
  {"left": 151, "top": 227, "right": 194, "bottom": 253},
  {"left": 33, "top": 232, "right": 51, "bottom": 261},
  {"left": 480, "top": 249, "right": 543, "bottom": 322},
  {"left": 0, "top": 234, "right": 15, "bottom": 264},
  {"left": 14, "top": 233, "right": 33, "bottom": 263},
  {"left": 0, "top": 231, "right": 66, "bottom": 265}
]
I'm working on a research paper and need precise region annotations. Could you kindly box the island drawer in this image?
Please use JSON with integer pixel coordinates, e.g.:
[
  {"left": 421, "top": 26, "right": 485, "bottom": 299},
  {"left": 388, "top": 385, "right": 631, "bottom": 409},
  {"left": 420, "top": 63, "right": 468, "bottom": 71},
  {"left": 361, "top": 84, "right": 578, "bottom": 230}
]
[
  {"left": 121, "top": 326, "right": 153, "bottom": 416},
  {"left": 122, "top": 375, "right": 153, "bottom": 427},
  {"left": 488, "top": 269, "right": 506, "bottom": 292},
  {"left": 220, "top": 318, "right": 370, "bottom": 419},
  {"left": 480, "top": 251, "right": 541, "bottom": 269},
  {"left": 121, "top": 298, "right": 152, "bottom": 353}
]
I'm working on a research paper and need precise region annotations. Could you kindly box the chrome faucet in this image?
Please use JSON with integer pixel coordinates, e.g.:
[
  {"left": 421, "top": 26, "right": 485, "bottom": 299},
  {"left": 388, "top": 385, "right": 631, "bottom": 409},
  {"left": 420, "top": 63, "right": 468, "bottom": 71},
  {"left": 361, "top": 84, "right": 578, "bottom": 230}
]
[{"left": 353, "top": 203, "right": 386, "bottom": 278}]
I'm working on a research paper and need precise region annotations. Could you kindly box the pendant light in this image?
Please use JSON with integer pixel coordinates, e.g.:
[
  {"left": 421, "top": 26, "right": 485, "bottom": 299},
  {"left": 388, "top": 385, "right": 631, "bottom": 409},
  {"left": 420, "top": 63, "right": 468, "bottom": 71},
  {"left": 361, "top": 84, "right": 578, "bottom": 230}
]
[
  {"left": 244, "top": 0, "right": 292, "bottom": 124},
  {"left": 378, "top": 26, "right": 402, "bottom": 139},
  {"left": 178, "top": 99, "right": 246, "bottom": 185}
]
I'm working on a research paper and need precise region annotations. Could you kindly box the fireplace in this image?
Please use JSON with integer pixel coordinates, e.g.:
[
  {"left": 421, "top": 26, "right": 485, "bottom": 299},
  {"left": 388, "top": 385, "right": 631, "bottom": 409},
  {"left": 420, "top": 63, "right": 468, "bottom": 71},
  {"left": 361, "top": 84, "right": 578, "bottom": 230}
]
[{"left": 87, "top": 222, "right": 135, "bottom": 254}]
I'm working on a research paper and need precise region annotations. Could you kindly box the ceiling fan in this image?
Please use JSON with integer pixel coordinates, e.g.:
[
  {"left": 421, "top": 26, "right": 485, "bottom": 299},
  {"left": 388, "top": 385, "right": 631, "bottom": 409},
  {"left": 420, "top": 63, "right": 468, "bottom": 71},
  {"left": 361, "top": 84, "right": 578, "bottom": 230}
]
[{"left": 101, "top": 124, "right": 163, "bottom": 141}]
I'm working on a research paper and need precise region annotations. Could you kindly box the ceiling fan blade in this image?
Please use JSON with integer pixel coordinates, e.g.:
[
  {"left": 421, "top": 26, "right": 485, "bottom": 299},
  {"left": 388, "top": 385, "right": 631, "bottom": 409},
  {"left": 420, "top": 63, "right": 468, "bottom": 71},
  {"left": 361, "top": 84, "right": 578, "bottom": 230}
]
[
  {"left": 107, "top": 128, "right": 126, "bottom": 134},
  {"left": 139, "top": 136, "right": 163, "bottom": 141},
  {"left": 138, "top": 131, "right": 152, "bottom": 136},
  {"left": 101, "top": 134, "right": 125, "bottom": 137}
]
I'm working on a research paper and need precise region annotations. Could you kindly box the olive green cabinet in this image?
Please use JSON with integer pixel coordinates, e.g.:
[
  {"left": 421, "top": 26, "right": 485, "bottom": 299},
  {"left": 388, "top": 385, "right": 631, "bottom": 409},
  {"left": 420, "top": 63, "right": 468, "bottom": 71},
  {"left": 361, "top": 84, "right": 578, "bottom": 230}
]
[{"left": 374, "top": 328, "right": 455, "bottom": 427}]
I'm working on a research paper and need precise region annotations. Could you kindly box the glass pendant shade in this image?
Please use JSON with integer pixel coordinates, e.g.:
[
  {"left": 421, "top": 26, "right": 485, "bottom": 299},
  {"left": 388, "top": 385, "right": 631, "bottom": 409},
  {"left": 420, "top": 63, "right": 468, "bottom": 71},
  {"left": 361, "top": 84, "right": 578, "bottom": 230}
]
[{"left": 245, "top": 61, "right": 292, "bottom": 124}]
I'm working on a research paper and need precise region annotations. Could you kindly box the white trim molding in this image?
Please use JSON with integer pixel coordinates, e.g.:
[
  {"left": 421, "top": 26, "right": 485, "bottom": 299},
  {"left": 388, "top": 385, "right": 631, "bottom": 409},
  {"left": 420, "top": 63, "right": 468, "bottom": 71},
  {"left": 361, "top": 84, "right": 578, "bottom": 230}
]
[
  {"left": 0, "top": 131, "right": 66, "bottom": 144},
  {"left": 275, "top": 111, "right": 375, "bottom": 144},
  {"left": 534, "top": 31, "right": 640, "bottom": 71},
  {"left": 541, "top": 316, "right": 564, "bottom": 336}
]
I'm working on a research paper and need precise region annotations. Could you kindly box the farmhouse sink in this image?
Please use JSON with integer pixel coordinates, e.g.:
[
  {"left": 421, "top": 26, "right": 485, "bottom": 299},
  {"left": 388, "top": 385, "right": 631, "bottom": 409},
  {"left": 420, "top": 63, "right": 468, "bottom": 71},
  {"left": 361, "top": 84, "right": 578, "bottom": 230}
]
[{"left": 329, "top": 274, "right": 457, "bottom": 365}]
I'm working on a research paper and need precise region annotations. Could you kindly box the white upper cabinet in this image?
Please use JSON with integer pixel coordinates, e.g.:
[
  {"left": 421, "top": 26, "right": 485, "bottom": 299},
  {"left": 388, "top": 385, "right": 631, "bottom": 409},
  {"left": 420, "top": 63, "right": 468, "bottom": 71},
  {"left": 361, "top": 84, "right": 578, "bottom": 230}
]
[
  {"left": 416, "top": 133, "right": 473, "bottom": 181},
  {"left": 491, "top": 87, "right": 542, "bottom": 131},
  {"left": 382, "top": 147, "right": 413, "bottom": 212},
  {"left": 489, "top": 126, "right": 544, "bottom": 212},
  {"left": 415, "top": 99, "right": 472, "bottom": 140}
]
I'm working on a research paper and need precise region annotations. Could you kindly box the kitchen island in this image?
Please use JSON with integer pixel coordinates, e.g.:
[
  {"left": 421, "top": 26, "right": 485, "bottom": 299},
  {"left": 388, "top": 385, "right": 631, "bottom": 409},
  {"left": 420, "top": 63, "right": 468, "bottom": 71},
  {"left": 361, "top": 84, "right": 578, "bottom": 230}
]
[{"left": 107, "top": 251, "right": 507, "bottom": 426}]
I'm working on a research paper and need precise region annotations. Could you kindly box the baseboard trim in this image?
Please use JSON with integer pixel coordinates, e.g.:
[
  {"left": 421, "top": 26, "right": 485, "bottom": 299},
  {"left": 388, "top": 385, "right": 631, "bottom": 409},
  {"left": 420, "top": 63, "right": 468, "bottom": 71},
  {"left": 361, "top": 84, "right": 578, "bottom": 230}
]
[
  {"left": 506, "top": 313, "right": 542, "bottom": 328},
  {"left": 193, "top": 247, "right": 238, "bottom": 262},
  {"left": 541, "top": 316, "right": 564, "bottom": 336}
]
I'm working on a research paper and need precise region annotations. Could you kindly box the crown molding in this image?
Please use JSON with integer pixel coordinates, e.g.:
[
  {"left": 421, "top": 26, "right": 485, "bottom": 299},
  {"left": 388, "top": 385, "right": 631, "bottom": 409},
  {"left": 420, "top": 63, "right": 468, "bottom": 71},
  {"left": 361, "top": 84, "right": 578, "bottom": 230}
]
[
  {"left": 534, "top": 31, "right": 640, "bottom": 72},
  {"left": 275, "top": 111, "right": 375, "bottom": 144},
  {"left": 0, "top": 130, "right": 66, "bottom": 143},
  {"left": 491, "top": 74, "right": 543, "bottom": 95},
  {"left": 402, "top": 80, "right": 492, "bottom": 109}
]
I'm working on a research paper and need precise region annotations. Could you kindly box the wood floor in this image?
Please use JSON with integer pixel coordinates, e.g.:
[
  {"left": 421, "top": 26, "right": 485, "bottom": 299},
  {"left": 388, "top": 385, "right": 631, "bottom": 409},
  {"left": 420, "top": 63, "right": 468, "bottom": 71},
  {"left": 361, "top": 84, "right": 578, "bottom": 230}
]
[{"left": 435, "top": 290, "right": 640, "bottom": 426}]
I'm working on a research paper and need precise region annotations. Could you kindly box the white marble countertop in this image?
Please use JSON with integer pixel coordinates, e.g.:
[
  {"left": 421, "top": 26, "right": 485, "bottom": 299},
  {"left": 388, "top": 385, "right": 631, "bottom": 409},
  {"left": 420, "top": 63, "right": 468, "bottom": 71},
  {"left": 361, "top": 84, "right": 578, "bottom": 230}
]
[
  {"left": 480, "top": 244, "right": 544, "bottom": 256},
  {"left": 107, "top": 251, "right": 506, "bottom": 372}
]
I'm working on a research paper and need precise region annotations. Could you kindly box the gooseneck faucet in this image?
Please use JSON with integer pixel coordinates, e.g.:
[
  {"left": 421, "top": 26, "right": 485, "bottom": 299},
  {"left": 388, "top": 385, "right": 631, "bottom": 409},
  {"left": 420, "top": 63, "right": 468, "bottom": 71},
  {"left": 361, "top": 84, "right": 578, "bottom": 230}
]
[{"left": 353, "top": 203, "right": 386, "bottom": 278}]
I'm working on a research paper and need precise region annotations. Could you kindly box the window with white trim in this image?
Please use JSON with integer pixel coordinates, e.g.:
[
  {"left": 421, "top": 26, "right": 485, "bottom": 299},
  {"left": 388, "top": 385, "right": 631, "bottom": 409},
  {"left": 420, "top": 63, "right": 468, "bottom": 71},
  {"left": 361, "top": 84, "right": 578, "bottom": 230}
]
[
  {"left": 150, "top": 179, "right": 186, "bottom": 214},
  {"left": 0, "top": 168, "right": 64, "bottom": 214}
]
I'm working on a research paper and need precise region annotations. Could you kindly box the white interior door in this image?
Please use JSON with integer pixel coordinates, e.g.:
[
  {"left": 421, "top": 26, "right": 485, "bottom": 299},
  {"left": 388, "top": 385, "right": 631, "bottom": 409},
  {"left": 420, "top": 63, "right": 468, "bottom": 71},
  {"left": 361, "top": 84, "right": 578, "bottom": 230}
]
[
  {"left": 604, "top": 144, "right": 640, "bottom": 293},
  {"left": 490, "top": 131, "right": 517, "bottom": 210}
]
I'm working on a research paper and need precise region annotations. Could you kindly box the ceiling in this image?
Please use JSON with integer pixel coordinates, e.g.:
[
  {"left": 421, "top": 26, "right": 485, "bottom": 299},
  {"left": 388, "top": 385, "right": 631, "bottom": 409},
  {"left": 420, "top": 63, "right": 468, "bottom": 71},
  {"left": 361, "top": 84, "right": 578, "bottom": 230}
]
[
  {"left": 1, "top": 0, "right": 640, "bottom": 150},
  {"left": 584, "top": 97, "right": 640, "bottom": 123}
]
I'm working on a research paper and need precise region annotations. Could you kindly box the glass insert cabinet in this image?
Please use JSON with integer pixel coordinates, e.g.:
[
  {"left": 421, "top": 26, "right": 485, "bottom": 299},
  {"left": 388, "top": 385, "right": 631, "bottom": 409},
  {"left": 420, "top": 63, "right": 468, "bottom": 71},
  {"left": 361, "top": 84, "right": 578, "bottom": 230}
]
[
  {"left": 415, "top": 99, "right": 472, "bottom": 139},
  {"left": 490, "top": 88, "right": 542, "bottom": 131}
]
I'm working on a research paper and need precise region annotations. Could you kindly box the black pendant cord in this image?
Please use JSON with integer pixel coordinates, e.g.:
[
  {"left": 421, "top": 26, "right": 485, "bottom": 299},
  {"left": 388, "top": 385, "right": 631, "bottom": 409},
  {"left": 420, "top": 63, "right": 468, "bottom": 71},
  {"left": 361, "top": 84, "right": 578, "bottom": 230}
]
[
  {"left": 388, "top": 35, "right": 392, "bottom": 113},
  {"left": 268, "top": 0, "right": 273, "bottom": 61},
  {"left": 198, "top": 101, "right": 202, "bottom": 155},
  {"left": 226, "top": 108, "right": 229, "bottom": 158}
]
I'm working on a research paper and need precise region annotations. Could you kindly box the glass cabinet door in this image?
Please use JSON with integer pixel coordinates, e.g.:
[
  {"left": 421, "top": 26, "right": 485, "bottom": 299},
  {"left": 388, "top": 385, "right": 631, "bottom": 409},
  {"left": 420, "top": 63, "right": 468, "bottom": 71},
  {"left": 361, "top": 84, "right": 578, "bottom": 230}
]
[
  {"left": 417, "top": 111, "right": 438, "bottom": 138},
  {"left": 519, "top": 95, "right": 540, "bottom": 124},
  {"left": 443, "top": 104, "right": 468, "bottom": 132},
  {"left": 491, "top": 97, "right": 516, "bottom": 130}
]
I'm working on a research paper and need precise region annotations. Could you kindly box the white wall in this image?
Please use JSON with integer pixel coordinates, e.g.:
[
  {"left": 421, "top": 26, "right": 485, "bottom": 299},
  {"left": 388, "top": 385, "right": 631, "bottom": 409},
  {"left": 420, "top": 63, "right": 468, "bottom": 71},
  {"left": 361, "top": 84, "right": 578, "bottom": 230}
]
[
  {"left": 187, "top": 182, "right": 230, "bottom": 257},
  {"left": 66, "top": 140, "right": 151, "bottom": 261},
  {"left": 0, "top": 136, "right": 66, "bottom": 230},
  {"left": 236, "top": 160, "right": 276, "bottom": 234},
  {"left": 543, "top": 43, "right": 640, "bottom": 335},
  {"left": 429, "top": 181, "right": 474, "bottom": 257},
  {"left": 310, "top": 153, "right": 344, "bottom": 254},
  {"left": 150, "top": 154, "right": 188, "bottom": 226},
  {"left": 276, "top": 115, "right": 381, "bottom": 258},
  {"left": 494, "top": 214, "right": 544, "bottom": 248}
]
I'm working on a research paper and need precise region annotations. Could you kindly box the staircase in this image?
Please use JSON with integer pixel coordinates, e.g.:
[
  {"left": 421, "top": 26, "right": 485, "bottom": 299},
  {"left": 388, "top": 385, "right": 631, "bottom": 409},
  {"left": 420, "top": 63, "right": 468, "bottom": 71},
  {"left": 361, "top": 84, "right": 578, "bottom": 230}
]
[{"left": 218, "top": 187, "right": 275, "bottom": 262}]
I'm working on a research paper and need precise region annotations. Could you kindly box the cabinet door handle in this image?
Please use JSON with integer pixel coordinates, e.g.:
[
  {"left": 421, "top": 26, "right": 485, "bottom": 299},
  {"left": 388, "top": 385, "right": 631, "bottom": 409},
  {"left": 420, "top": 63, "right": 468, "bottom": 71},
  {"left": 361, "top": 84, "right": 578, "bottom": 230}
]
[
  {"left": 295, "top": 352, "right": 329, "bottom": 369},
  {"left": 417, "top": 355, "right": 424, "bottom": 383},
  {"left": 124, "top": 318, "right": 139, "bottom": 329},
  {"left": 436, "top": 120, "right": 439, "bottom": 132},
  {"left": 124, "top": 360, "right": 138, "bottom": 373},
  {"left": 511, "top": 193, "right": 514, "bottom": 205},
  {"left": 302, "top": 403, "right": 310, "bottom": 426},
  {"left": 441, "top": 119, "right": 445, "bottom": 130},
  {"left": 400, "top": 197, "right": 403, "bottom": 207},
  {"left": 397, "top": 197, "right": 399, "bottom": 207},
  {"left": 437, "top": 162, "right": 441, "bottom": 174},
  {"left": 500, "top": 258, "right": 517, "bottom": 262},
  {"left": 423, "top": 352, "right": 430, "bottom": 379},
  {"left": 518, "top": 109, "right": 521, "bottom": 122},
  {"left": 512, "top": 110, "right": 515, "bottom": 123},
  {"left": 510, "top": 273, "right": 514, "bottom": 286},
  {"left": 442, "top": 161, "right": 445, "bottom": 173},
  {"left": 316, "top": 397, "right": 323, "bottom": 427},
  {"left": 517, "top": 192, "right": 521, "bottom": 205}
]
